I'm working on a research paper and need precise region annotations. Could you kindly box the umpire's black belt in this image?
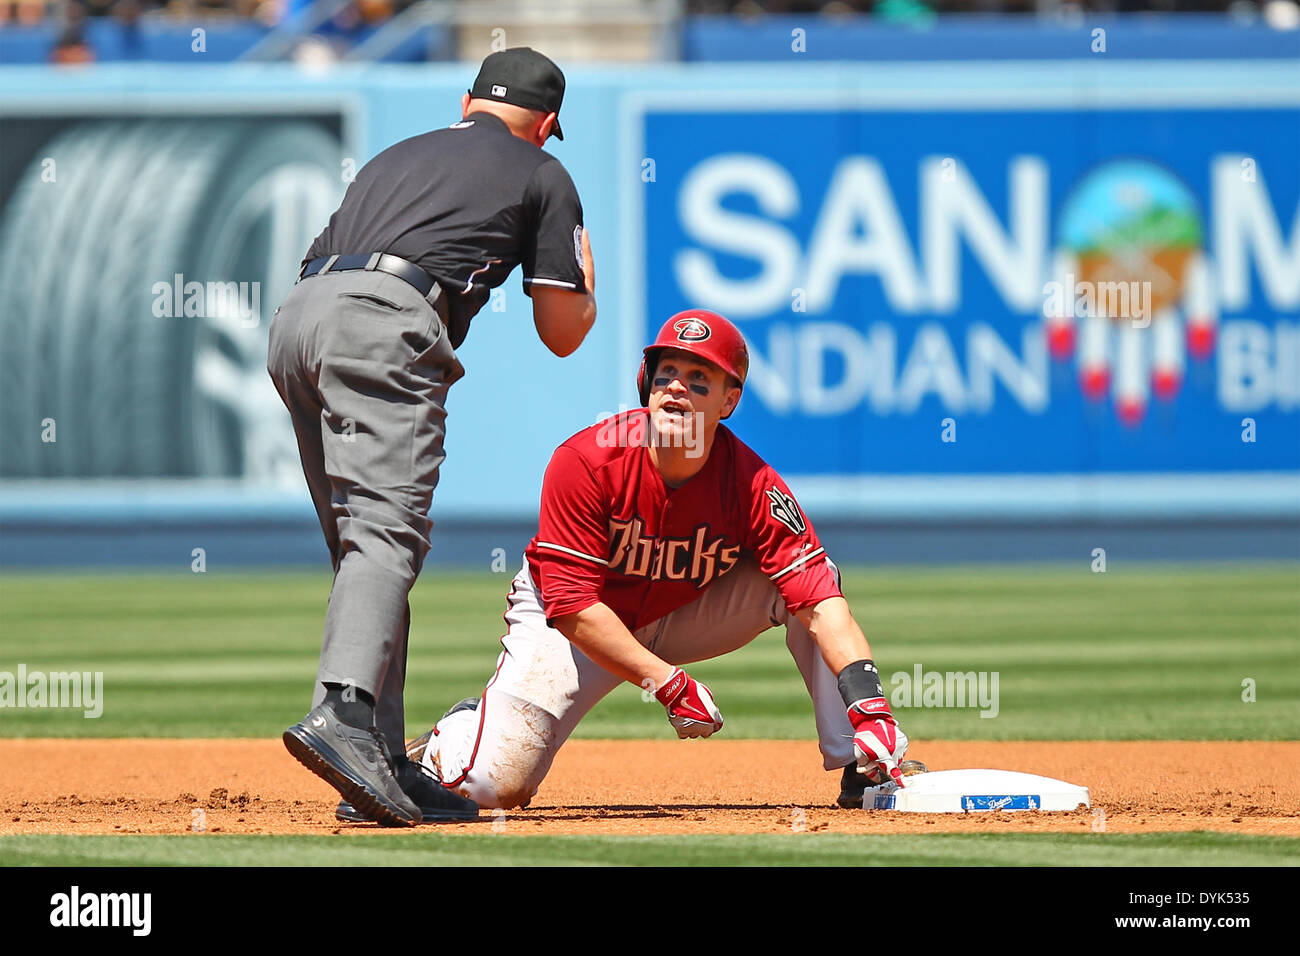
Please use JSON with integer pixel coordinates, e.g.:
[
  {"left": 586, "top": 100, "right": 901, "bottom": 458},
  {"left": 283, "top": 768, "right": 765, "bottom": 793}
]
[{"left": 299, "top": 253, "right": 447, "bottom": 313}]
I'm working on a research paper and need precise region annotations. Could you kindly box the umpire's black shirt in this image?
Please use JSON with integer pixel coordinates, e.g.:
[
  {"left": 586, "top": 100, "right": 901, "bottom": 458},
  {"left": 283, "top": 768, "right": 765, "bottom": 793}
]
[{"left": 305, "top": 112, "right": 586, "bottom": 349}]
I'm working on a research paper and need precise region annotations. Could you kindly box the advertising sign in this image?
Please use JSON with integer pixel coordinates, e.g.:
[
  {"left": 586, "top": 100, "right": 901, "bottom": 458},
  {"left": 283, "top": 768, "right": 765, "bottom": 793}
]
[{"left": 639, "top": 97, "right": 1300, "bottom": 477}]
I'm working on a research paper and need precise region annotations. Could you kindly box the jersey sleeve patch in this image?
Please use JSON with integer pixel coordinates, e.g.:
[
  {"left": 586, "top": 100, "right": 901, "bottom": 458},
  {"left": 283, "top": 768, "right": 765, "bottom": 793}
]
[{"left": 764, "top": 485, "right": 807, "bottom": 535}]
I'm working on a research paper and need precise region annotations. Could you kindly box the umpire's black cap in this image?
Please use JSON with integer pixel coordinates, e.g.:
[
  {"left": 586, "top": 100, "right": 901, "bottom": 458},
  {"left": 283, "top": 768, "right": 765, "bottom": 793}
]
[{"left": 469, "top": 48, "right": 566, "bottom": 140}]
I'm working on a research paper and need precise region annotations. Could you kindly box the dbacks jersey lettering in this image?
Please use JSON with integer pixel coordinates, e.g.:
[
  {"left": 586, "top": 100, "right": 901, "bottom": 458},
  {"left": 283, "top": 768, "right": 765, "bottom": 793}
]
[
  {"left": 525, "top": 410, "right": 840, "bottom": 631},
  {"left": 606, "top": 517, "right": 741, "bottom": 588}
]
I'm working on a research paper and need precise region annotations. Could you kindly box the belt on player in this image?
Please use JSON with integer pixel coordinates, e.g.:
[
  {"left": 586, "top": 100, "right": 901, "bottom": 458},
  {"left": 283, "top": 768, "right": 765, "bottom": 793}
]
[{"left": 298, "top": 253, "right": 448, "bottom": 315}]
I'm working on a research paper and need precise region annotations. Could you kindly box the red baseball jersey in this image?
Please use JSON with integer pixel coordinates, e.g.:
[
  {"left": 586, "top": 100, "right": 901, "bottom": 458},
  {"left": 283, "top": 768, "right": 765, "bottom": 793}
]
[{"left": 524, "top": 410, "right": 841, "bottom": 631}]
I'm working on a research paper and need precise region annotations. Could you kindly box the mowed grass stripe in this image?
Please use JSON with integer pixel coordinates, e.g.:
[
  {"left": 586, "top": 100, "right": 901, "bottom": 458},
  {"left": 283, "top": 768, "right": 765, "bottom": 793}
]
[
  {"left": 1, "top": 565, "right": 1296, "bottom": 739},
  {"left": 0, "top": 832, "right": 1294, "bottom": 867}
]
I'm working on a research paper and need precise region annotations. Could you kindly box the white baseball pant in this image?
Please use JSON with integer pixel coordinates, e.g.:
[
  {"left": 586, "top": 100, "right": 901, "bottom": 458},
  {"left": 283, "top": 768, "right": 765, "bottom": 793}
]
[{"left": 425, "top": 557, "right": 856, "bottom": 809}]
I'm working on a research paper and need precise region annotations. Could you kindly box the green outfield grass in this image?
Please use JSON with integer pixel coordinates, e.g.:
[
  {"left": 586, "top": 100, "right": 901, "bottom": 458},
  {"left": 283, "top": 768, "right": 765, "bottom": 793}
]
[
  {"left": 0, "top": 563, "right": 1296, "bottom": 740},
  {"left": 0, "top": 831, "right": 1294, "bottom": 867}
]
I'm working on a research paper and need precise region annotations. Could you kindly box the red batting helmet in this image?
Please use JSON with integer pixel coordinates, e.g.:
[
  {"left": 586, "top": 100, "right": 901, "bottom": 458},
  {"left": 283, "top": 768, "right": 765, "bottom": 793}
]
[{"left": 636, "top": 310, "right": 749, "bottom": 417}]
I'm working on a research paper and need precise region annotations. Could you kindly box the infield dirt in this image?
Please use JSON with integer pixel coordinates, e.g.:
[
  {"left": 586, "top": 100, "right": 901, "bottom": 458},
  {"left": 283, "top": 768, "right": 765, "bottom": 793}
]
[{"left": 1, "top": 740, "right": 1296, "bottom": 837}]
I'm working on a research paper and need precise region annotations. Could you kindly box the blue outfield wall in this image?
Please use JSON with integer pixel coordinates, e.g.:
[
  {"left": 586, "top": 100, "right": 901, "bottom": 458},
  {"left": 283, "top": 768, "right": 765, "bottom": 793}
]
[{"left": 0, "top": 58, "right": 1297, "bottom": 565}]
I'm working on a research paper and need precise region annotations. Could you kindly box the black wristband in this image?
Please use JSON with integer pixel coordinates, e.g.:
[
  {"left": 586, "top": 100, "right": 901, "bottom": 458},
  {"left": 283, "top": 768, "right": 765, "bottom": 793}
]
[{"left": 837, "top": 659, "right": 884, "bottom": 708}]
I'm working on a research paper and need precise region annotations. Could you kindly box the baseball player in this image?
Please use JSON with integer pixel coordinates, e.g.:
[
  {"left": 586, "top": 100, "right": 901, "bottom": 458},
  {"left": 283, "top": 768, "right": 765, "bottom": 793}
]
[
  {"left": 269, "top": 47, "right": 596, "bottom": 827},
  {"left": 335, "top": 310, "right": 909, "bottom": 821}
]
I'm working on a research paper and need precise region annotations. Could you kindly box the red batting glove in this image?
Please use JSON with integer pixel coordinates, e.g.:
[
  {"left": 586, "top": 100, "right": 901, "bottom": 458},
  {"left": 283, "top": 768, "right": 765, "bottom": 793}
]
[
  {"left": 655, "top": 667, "right": 724, "bottom": 739},
  {"left": 847, "top": 697, "right": 909, "bottom": 788}
]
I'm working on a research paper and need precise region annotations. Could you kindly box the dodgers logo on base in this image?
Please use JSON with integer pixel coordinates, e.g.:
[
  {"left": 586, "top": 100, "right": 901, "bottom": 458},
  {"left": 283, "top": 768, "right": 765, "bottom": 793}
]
[{"left": 961, "top": 795, "right": 1040, "bottom": 811}]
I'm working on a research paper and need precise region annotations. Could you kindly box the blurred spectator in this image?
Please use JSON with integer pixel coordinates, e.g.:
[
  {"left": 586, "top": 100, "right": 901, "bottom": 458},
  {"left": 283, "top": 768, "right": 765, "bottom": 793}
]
[
  {"left": 0, "top": 0, "right": 54, "bottom": 25},
  {"left": 69, "top": 0, "right": 116, "bottom": 17},
  {"left": 112, "top": 0, "right": 145, "bottom": 54},
  {"left": 292, "top": 31, "right": 338, "bottom": 66},
  {"left": 113, "top": 0, "right": 142, "bottom": 21},
  {"left": 1263, "top": 0, "right": 1299, "bottom": 25},
  {"left": 50, "top": 26, "right": 94, "bottom": 61},
  {"left": 49, "top": 11, "right": 94, "bottom": 63},
  {"left": 357, "top": 0, "right": 393, "bottom": 23},
  {"left": 874, "top": 0, "right": 937, "bottom": 22},
  {"left": 249, "top": 0, "right": 285, "bottom": 25}
]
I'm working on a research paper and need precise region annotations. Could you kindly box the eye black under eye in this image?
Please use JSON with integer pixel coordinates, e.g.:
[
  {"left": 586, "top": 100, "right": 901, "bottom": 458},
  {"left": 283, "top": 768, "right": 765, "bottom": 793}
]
[{"left": 655, "top": 368, "right": 710, "bottom": 395}]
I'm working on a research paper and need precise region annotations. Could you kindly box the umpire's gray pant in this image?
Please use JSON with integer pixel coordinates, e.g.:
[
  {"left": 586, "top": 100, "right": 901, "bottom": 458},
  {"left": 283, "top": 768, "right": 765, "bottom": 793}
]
[{"left": 267, "top": 269, "right": 464, "bottom": 757}]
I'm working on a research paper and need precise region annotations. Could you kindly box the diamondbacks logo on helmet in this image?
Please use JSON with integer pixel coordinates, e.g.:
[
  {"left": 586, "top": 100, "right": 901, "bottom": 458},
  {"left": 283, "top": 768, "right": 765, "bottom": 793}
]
[{"left": 673, "top": 317, "right": 712, "bottom": 343}]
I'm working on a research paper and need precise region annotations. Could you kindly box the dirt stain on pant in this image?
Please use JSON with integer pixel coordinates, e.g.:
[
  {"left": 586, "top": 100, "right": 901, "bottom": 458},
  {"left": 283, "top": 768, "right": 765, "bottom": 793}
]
[{"left": 479, "top": 696, "right": 558, "bottom": 810}]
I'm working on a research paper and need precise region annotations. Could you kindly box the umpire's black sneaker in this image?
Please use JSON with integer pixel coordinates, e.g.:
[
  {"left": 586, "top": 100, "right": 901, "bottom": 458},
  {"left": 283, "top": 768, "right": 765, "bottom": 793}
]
[
  {"left": 335, "top": 756, "right": 479, "bottom": 824},
  {"left": 283, "top": 704, "right": 422, "bottom": 827},
  {"left": 836, "top": 759, "right": 929, "bottom": 808}
]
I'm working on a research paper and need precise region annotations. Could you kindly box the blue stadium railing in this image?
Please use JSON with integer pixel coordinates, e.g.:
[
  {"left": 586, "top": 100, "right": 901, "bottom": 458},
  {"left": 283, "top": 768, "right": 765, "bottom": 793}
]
[
  {"left": 682, "top": 13, "right": 1300, "bottom": 61},
  {"left": 0, "top": 16, "right": 449, "bottom": 64}
]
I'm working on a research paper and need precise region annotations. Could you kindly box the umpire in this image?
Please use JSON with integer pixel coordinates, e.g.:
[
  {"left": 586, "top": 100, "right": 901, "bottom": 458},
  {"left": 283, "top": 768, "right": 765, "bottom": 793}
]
[{"left": 269, "top": 48, "right": 596, "bottom": 827}]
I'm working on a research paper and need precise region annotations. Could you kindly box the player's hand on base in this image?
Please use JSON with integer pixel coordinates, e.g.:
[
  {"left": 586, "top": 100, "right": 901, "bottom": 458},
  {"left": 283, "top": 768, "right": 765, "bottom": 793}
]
[
  {"left": 847, "top": 697, "right": 909, "bottom": 788},
  {"left": 654, "top": 666, "right": 724, "bottom": 739}
]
